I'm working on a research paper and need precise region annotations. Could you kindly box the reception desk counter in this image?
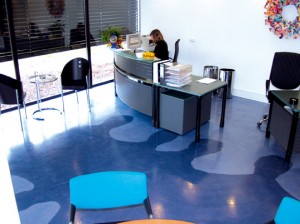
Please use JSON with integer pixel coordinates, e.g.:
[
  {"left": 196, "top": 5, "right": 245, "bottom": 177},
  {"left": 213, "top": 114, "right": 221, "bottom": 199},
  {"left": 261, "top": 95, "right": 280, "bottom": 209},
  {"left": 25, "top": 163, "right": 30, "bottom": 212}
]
[
  {"left": 114, "top": 50, "right": 155, "bottom": 116},
  {"left": 114, "top": 50, "right": 227, "bottom": 140}
]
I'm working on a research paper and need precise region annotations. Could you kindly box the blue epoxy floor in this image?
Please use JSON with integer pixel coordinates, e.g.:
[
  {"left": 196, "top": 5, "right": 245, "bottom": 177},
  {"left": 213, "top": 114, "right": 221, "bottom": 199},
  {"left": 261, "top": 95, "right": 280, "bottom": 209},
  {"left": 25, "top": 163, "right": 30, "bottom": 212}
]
[{"left": 2, "top": 82, "right": 300, "bottom": 224}]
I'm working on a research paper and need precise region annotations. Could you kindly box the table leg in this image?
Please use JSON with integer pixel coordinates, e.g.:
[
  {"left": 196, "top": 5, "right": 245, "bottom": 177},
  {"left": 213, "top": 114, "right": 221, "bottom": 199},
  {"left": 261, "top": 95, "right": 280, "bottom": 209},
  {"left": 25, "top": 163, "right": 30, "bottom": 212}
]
[
  {"left": 220, "top": 85, "right": 227, "bottom": 127},
  {"left": 195, "top": 96, "right": 202, "bottom": 142},
  {"left": 114, "top": 67, "right": 118, "bottom": 97},
  {"left": 152, "top": 85, "right": 157, "bottom": 127},
  {"left": 32, "top": 78, "right": 61, "bottom": 121},
  {"left": 265, "top": 95, "right": 274, "bottom": 139},
  {"left": 35, "top": 79, "right": 42, "bottom": 111},
  {"left": 285, "top": 112, "right": 299, "bottom": 163}
]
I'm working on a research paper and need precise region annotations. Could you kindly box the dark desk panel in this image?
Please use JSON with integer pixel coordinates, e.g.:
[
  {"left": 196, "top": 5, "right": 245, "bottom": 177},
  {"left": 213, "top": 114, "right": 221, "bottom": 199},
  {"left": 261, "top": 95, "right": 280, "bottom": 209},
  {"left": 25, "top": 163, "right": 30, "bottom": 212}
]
[{"left": 266, "top": 90, "right": 300, "bottom": 162}]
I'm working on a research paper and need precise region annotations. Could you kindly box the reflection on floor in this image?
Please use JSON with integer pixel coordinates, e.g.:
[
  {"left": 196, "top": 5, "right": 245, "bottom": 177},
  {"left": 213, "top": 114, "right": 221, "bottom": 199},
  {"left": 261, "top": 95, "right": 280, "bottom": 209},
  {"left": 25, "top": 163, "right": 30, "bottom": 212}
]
[{"left": 1, "top": 82, "right": 300, "bottom": 224}]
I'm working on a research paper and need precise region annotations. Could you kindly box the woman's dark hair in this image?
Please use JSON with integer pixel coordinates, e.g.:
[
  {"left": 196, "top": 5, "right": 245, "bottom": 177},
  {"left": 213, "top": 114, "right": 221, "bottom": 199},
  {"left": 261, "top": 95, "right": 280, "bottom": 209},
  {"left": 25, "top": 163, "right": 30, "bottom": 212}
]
[{"left": 150, "top": 29, "right": 164, "bottom": 42}]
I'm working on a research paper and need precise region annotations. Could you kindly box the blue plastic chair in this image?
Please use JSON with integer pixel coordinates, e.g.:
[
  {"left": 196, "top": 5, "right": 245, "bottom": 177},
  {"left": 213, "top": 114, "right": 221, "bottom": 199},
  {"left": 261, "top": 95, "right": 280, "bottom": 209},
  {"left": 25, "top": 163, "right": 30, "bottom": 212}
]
[
  {"left": 69, "top": 171, "right": 153, "bottom": 224},
  {"left": 266, "top": 197, "right": 300, "bottom": 224}
]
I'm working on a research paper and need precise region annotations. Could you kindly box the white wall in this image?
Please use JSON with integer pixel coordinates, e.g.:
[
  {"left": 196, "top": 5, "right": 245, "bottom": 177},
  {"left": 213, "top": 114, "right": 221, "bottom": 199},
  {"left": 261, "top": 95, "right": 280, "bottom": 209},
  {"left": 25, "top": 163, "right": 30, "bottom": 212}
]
[{"left": 140, "top": 0, "right": 300, "bottom": 102}]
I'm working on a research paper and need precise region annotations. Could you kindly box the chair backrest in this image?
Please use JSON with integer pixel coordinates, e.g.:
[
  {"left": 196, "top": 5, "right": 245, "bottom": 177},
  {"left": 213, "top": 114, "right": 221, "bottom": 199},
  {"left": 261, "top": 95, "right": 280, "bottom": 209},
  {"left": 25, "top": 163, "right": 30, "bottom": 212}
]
[
  {"left": 173, "top": 39, "right": 180, "bottom": 63},
  {"left": 0, "top": 73, "right": 23, "bottom": 104},
  {"left": 61, "top": 57, "right": 90, "bottom": 89},
  {"left": 269, "top": 52, "right": 300, "bottom": 90},
  {"left": 274, "top": 197, "right": 300, "bottom": 224},
  {"left": 70, "top": 171, "right": 149, "bottom": 209}
]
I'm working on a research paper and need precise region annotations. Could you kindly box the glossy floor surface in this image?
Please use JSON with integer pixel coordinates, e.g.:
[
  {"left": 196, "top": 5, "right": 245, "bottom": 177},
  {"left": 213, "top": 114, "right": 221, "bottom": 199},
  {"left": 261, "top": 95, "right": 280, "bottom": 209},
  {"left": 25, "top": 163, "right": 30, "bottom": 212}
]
[{"left": 2, "top": 82, "right": 300, "bottom": 224}]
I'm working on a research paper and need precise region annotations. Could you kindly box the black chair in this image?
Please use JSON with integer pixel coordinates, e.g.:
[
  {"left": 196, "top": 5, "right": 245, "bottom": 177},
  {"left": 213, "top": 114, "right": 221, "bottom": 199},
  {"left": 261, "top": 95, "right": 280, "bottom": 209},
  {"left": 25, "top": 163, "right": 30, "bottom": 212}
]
[
  {"left": 169, "top": 39, "right": 180, "bottom": 63},
  {"left": 60, "top": 58, "right": 91, "bottom": 112},
  {"left": 0, "top": 73, "right": 27, "bottom": 131},
  {"left": 257, "top": 52, "right": 300, "bottom": 126}
]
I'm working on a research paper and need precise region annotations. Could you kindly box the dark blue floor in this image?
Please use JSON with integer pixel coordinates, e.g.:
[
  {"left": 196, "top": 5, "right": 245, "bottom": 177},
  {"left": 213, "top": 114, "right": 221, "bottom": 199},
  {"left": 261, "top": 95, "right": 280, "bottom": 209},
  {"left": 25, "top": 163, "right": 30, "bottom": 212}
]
[{"left": 2, "top": 82, "right": 300, "bottom": 224}]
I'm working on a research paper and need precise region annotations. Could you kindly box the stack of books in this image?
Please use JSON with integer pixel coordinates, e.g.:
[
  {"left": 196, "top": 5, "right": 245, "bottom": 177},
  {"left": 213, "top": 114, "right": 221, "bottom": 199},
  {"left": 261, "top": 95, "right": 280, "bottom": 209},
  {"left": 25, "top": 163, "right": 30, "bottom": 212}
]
[{"left": 164, "top": 64, "right": 192, "bottom": 87}]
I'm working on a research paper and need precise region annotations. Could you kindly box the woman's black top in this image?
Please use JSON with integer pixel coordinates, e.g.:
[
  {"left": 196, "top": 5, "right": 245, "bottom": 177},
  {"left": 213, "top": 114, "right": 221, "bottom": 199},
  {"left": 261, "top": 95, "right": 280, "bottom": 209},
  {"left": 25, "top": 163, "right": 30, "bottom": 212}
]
[{"left": 154, "top": 40, "right": 169, "bottom": 60}]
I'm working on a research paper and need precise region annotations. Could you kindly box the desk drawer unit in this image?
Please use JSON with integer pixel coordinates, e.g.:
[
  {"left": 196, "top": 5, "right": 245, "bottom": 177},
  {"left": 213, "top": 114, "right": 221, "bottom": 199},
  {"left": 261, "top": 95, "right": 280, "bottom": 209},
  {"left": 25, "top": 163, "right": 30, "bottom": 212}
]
[
  {"left": 270, "top": 101, "right": 300, "bottom": 153},
  {"left": 160, "top": 90, "right": 212, "bottom": 135}
]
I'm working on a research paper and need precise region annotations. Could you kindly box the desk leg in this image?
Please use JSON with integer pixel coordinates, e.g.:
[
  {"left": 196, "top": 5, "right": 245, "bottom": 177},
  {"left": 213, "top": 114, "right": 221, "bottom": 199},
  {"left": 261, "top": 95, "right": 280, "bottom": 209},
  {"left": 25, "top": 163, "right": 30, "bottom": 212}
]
[
  {"left": 285, "top": 112, "right": 299, "bottom": 163},
  {"left": 265, "top": 97, "right": 274, "bottom": 139},
  {"left": 220, "top": 85, "right": 227, "bottom": 127},
  {"left": 152, "top": 85, "right": 157, "bottom": 127},
  {"left": 156, "top": 86, "right": 160, "bottom": 128},
  {"left": 195, "top": 96, "right": 202, "bottom": 142},
  {"left": 114, "top": 68, "right": 118, "bottom": 97}
]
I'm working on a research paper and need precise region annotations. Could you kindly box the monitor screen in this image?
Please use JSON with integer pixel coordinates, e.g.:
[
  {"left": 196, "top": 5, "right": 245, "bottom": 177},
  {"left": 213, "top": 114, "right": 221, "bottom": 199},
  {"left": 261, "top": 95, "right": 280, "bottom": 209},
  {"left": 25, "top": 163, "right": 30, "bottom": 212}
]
[{"left": 126, "top": 33, "right": 141, "bottom": 50}]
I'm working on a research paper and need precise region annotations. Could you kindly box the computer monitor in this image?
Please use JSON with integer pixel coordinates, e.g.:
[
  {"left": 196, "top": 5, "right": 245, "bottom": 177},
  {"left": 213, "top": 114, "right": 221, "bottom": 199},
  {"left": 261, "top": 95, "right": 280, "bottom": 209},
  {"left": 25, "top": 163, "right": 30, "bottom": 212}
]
[
  {"left": 126, "top": 33, "right": 141, "bottom": 50},
  {"left": 141, "top": 35, "right": 155, "bottom": 52}
]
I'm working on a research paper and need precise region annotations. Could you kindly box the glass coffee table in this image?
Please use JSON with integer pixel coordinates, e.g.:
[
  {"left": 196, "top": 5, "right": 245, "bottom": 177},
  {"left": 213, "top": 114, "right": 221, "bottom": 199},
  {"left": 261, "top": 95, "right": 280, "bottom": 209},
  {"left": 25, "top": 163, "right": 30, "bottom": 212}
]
[{"left": 29, "top": 73, "right": 61, "bottom": 121}]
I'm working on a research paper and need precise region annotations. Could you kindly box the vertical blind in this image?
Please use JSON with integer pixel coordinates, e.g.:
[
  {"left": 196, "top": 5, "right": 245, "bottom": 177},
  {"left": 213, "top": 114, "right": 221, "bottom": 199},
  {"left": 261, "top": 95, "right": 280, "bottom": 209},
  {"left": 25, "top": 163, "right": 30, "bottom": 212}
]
[{"left": 0, "top": 0, "right": 139, "bottom": 62}]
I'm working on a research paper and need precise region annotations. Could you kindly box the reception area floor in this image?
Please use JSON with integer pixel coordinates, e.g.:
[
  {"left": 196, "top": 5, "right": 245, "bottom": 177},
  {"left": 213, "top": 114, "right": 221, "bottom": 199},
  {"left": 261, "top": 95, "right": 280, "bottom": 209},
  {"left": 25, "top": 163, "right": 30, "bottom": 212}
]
[{"left": 1, "top": 82, "right": 300, "bottom": 224}]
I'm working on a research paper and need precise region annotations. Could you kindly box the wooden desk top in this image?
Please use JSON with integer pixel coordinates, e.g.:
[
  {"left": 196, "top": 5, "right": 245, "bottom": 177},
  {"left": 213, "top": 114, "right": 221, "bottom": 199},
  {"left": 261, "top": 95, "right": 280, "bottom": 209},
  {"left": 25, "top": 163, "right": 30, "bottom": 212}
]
[{"left": 120, "top": 219, "right": 193, "bottom": 224}]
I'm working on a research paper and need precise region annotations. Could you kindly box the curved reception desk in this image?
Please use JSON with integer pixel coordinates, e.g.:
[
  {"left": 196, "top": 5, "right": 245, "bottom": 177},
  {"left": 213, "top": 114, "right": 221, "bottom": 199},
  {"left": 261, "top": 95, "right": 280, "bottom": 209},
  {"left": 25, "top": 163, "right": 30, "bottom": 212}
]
[
  {"left": 114, "top": 51, "right": 155, "bottom": 116},
  {"left": 113, "top": 50, "right": 224, "bottom": 139}
]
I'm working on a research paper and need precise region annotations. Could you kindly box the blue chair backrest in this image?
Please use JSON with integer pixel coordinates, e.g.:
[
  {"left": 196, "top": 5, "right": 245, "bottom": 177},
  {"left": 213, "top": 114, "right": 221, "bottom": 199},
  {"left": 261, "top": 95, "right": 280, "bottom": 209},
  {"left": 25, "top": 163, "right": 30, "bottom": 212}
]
[
  {"left": 270, "top": 52, "right": 300, "bottom": 90},
  {"left": 70, "top": 171, "right": 148, "bottom": 209},
  {"left": 274, "top": 197, "right": 300, "bottom": 224}
]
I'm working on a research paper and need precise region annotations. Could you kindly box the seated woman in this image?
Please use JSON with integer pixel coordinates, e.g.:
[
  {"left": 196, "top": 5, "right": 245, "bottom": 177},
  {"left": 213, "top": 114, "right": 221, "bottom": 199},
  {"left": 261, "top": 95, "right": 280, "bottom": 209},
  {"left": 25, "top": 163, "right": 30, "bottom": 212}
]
[{"left": 150, "top": 29, "right": 169, "bottom": 60}]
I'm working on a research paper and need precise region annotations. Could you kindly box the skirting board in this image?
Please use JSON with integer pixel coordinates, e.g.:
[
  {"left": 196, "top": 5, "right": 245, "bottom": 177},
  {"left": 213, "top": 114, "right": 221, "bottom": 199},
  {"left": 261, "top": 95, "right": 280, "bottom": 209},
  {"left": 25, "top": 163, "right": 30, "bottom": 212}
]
[{"left": 231, "top": 88, "right": 268, "bottom": 103}]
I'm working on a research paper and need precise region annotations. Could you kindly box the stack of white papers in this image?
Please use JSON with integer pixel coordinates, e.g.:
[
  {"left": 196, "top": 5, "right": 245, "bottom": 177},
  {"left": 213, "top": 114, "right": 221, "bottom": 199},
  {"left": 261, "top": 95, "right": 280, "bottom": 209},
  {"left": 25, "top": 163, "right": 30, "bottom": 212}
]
[
  {"left": 197, "top": 77, "right": 217, "bottom": 84},
  {"left": 164, "top": 64, "right": 192, "bottom": 87}
]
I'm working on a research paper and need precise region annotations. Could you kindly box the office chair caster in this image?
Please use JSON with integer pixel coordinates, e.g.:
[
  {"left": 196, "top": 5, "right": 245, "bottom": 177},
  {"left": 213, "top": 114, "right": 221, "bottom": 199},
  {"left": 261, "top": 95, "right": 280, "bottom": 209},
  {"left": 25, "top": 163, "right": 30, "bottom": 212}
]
[{"left": 257, "top": 114, "right": 268, "bottom": 127}]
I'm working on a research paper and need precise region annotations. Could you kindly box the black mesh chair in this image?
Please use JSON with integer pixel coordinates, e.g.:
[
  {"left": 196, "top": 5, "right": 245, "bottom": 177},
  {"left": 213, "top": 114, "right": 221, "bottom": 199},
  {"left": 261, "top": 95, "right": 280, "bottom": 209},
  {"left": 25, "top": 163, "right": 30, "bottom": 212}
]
[
  {"left": 169, "top": 39, "right": 180, "bottom": 63},
  {"left": 60, "top": 58, "right": 91, "bottom": 112},
  {"left": 257, "top": 52, "right": 300, "bottom": 126},
  {"left": 0, "top": 73, "right": 27, "bottom": 131}
]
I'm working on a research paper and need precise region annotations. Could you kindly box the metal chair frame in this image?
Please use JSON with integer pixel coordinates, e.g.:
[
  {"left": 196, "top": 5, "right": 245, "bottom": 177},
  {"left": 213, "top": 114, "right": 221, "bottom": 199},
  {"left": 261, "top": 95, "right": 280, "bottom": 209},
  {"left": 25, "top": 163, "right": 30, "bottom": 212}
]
[{"left": 0, "top": 74, "right": 27, "bottom": 131}]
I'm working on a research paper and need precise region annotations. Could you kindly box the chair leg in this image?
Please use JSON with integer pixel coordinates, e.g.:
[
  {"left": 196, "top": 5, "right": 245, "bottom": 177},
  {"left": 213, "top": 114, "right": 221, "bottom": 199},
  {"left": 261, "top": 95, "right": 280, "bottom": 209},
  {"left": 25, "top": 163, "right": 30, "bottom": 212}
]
[
  {"left": 86, "top": 89, "right": 91, "bottom": 112},
  {"left": 75, "top": 90, "right": 79, "bottom": 104},
  {"left": 144, "top": 197, "right": 153, "bottom": 219},
  {"left": 15, "top": 90, "right": 23, "bottom": 131},
  {"left": 69, "top": 204, "right": 76, "bottom": 224},
  {"left": 257, "top": 114, "right": 269, "bottom": 126},
  {"left": 61, "top": 87, "right": 65, "bottom": 112},
  {"left": 86, "top": 76, "right": 91, "bottom": 112},
  {"left": 23, "top": 100, "right": 27, "bottom": 119}
]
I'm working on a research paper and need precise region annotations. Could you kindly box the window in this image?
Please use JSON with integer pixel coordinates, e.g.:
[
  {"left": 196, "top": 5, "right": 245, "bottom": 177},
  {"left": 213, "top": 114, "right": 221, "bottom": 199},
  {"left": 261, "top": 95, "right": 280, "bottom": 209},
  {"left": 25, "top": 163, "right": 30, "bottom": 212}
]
[
  {"left": 0, "top": 0, "right": 140, "bottom": 107},
  {"left": 0, "top": 0, "right": 140, "bottom": 61}
]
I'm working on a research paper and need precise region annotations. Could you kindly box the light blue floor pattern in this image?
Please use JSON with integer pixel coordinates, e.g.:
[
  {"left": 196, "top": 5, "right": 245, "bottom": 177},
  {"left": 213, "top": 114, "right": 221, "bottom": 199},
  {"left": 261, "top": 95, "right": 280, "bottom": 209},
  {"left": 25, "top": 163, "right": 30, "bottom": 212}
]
[{"left": 3, "top": 82, "right": 300, "bottom": 223}]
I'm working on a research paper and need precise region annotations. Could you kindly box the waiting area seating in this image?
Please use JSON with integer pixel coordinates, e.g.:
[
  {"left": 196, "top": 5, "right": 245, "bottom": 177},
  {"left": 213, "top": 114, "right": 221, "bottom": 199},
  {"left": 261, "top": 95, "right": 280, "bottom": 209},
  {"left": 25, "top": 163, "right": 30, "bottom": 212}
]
[
  {"left": 265, "top": 197, "right": 300, "bottom": 224},
  {"left": 0, "top": 73, "right": 27, "bottom": 131},
  {"left": 69, "top": 171, "right": 153, "bottom": 224},
  {"left": 60, "top": 57, "right": 91, "bottom": 112}
]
